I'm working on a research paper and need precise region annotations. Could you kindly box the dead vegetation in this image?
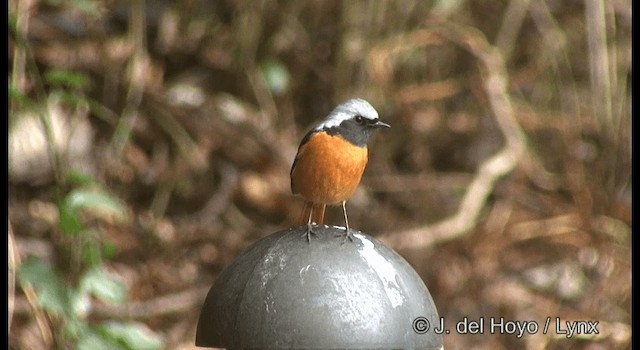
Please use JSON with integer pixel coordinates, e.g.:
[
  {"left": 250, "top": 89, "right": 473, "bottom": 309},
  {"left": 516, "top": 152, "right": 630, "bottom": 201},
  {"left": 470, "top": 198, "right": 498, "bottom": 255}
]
[{"left": 9, "top": 1, "right": 630, "bottom": 349}]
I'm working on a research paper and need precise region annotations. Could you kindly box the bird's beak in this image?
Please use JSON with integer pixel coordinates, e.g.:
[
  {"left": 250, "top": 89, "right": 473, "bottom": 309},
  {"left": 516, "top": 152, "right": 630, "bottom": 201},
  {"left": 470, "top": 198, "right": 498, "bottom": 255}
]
[{"left": 373, "top": 120, "right": 390, "bottom": 129}]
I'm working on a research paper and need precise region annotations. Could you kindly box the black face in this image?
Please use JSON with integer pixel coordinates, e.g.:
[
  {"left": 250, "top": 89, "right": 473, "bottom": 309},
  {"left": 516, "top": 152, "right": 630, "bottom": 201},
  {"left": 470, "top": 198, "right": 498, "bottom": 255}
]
[{"left": 326, "top": 116, "right": 386, "bottom": 147}]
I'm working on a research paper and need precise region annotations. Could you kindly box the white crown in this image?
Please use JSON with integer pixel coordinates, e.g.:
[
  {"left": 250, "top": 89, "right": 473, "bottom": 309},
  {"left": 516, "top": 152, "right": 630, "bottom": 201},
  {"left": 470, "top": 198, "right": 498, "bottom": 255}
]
[{"left": 314, "top": 98, "right": 379, "bottom": 131}]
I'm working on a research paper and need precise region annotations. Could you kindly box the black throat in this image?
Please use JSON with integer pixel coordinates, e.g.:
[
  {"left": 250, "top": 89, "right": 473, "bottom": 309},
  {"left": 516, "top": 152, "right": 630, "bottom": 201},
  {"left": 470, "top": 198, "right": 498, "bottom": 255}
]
[{"left": 324, "top": 119, "right": 372, "bottom": 147}]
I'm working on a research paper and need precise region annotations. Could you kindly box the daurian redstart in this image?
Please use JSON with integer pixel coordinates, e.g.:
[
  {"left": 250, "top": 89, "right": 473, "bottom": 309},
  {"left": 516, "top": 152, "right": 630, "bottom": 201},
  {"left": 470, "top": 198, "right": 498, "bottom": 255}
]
[{"left": 290, "top": 98, "right": 389, "bottom": 241}]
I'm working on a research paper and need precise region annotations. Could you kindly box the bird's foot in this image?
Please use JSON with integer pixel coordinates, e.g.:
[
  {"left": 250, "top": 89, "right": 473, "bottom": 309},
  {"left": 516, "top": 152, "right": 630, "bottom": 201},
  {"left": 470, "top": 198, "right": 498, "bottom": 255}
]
[
  {"left": 302, "top": 223, "right": 317, "bottom": 242},
  {"left": 336, "top": 226, "right": 355, "bottom": 244}
]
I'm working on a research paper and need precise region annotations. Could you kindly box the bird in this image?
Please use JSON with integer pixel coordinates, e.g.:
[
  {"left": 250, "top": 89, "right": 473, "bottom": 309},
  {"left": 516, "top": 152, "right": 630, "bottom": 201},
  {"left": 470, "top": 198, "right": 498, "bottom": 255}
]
[{"left": 290, "top": 98, "right": 390, "bottom": 242}]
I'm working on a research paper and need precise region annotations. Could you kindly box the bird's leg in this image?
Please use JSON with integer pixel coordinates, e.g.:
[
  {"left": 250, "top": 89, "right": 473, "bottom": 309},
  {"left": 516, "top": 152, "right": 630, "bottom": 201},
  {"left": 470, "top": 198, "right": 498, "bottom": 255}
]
[
  {"left": 304, "top": 204, "right": 316, "bottom": 242},
  {"left": 340, "top": 200, "right": 354, "bottom": 243}
]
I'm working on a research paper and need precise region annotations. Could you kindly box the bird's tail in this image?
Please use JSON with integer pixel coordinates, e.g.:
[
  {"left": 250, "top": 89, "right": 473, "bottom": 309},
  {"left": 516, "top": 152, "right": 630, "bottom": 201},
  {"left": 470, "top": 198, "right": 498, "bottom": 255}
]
[{"left": 299, "top": 202, "right": 326, "bottom": 226}]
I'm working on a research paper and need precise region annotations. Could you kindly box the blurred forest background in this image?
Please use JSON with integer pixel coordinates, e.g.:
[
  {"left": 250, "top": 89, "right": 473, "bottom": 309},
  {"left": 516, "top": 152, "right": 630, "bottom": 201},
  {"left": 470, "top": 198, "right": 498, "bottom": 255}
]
[{"left": 8, "top": 0, "right": 631, "bottom": 349}]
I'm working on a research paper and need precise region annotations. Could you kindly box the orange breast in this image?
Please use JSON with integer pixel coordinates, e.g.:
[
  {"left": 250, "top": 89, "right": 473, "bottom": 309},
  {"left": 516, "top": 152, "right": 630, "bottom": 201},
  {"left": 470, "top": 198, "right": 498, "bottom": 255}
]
[{"left": 291, "top": 131, "right": 368, "bottom": 205}]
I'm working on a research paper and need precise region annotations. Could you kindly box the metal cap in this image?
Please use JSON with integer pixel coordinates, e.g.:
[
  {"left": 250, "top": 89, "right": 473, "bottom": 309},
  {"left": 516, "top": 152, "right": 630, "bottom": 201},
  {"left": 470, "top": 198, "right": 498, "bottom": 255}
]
[{"left": 196, "top": 225, "right": 442, "bottom": 349}]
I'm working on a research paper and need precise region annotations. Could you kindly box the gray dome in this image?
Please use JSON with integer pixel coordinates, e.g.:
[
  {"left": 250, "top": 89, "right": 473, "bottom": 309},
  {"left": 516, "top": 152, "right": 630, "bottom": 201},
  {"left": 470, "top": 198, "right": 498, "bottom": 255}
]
[{"left": 196, "top": 225, "right": 442, "bottom": 349}]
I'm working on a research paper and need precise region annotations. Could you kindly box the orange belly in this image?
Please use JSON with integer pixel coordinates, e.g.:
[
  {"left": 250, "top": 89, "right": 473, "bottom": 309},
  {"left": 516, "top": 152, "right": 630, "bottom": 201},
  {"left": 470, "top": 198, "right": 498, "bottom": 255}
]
[{"left": 291, "top": 131, "right": 368, "bottom": 205}]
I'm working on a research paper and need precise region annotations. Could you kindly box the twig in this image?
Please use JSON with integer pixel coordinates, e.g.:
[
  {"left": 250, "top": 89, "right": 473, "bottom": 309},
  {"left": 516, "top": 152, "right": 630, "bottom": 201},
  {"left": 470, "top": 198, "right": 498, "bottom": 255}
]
[
  {"left": 585, "top": 0, "right": 613, "bottom": 134},
  {"left": 8, "top": 222, "right": 16, "bottom": 334},
  {"left": 109, "top": 0, "right": 148, "bottom": 158},
  {"left": 396, "top": 78, "right": 463, "bottom": 103},
  {"left": 143, "top": 95, "right": 208, "bottom": 173},
  {"left": 374, "top": 21, "right": 526, "bottom": 250},
  {"left": 380, "top": 148, "right": 521, "bottom": 249},
  {"left": 495, "top": 0, "right": 532, "bottom": 62},
  {"left": 508, "top": 214, "right": 582, "bottom": 240},
  {"left": 234, "top": 2, "right": 278, "bottom": 127},
  {"left": 528, "top": 1, "right": 582, "bottom": 128},
  {"left": 365, "top": 172, "right": 472, "bottom": 193},
  {"left": 9, "top": 0, "right": 34, "bottom": 94},
  {"left": 10, "top": 4, "right": 67, "bottom": 187},
  {"left": 9, "top": 222, "right": 53, "bottom": 346},
  {"left": 92, "top": 286, "right": 210, "bottom": 320},
  {"left": 190, "top": 161, "right": 239, "bottom": 226}
]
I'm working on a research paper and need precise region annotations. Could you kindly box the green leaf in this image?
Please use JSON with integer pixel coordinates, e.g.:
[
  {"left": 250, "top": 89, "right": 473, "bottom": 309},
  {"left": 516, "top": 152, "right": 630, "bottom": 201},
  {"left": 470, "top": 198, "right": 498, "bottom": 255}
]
[
  {"left": 8, "top": 13, "right": 18, "bottom": 34},
  {"left": 102, "top": 242, "right": 118, "bottom": 260},
  {"left": 80, "top": 268, "right": 126, "bottom": 305},
  {"left": 70, "top": 289, "right": 92, "bottom": 319},
  {"left": 78, "top": 328, "right": 122, "bottom": 350},
  {"left": 59, "top": 185, "right": 128, "bottom": 235},
  {"left": 68, "top": 0, "right": 102, "bottom": 17},
  {"left": 9, "top": 84, "right": 33, "bottom": 109},
  {"left": 99, "top": 322, "right": 163, "bottom": 350},
  {"left": 45, "top": 69, "right": 90, "bottom": 90},
  {"left": 82, "top": 241, "right": 103, "bottom": 268},
  {"left": 65, "top": 317, "right": 90, "bottom": 341},
  {"left": 261, "top": 59, "right": 290, "bottom": 95},
  {"left": 17, "top": 257, "right": 72, "bottom": 317},
  {"left": 59, "top": 200, "right": 84, "bottom": 235},
  {"left": 65, "top": 188, "right": 129, "bottom": 223}
]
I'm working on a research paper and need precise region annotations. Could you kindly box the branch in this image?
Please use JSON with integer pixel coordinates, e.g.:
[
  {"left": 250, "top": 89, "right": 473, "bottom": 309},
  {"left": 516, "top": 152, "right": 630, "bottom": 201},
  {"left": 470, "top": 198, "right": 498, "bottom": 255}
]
[
  {"left": 372, "top": 21, "right": 526, "bottom": 250},
  {"left": 9, "top": 222, "right": 54, "bottom": 346},
  {"left": 92, "top": 286, "right": 210, "bottom": 320}
]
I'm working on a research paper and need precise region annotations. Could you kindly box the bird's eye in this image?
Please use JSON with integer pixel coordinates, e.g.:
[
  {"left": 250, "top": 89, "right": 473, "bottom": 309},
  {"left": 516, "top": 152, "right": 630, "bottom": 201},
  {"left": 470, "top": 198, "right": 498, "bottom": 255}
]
[{"left": 355, "top": 115, "right": 364, "bottom": 124}]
